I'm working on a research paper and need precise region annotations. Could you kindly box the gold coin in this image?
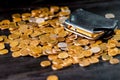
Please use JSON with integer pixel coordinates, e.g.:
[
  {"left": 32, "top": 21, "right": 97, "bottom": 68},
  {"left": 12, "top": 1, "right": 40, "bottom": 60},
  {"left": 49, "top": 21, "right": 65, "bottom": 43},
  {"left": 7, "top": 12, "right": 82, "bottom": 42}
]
[
  {"left": 89, "top": 57, "right": 99, "bottom": 64},
  {"left": 20, "top": 48, "right": 30, "bottom": 56},
  {"left": 18, "top": 42, "right": 26, "bottom": 48},
  {"left": 20, "top": 34, "right": 29, "bottom": 40},
  {"left": 0, "top": 36, "right": 3, "bottom": 41},
  {"left": 51, "top": 64, "right": 63, "bottom": 70},
  {"left": 30, "top": 31, "right": 41, "bottom": 38},
  {"left": 20, "top": 39, "right": 30, "bottom": 45},
  {"left": 31, "top": 46, "right": 42, "bottom": 54},
  {"left": 72, "top": 57, "right": 80, "bottom": 64},
  {"left": 54, "top": 27, "right": 64, "bottom": 34},
  {"left": 10, "top": 40, "right": 19, "bottom": 47},
  {"left": 0, "top": 25, "right": 9, "bottom": 30},
  {"left": 108, "top": 48, "right": 119, "bottom": 56},
  {"left": 58, "top": 30, "right": 67, "bottom": 37},
  {"left": 102, "top": 53, "right": 111, "bottom": 61},
  {"left": 1, "top": 35, "right": 7, "bottom": 40},
  {"left": 1, "top": 20, "right": 10, "bottom": 25},
  {"left": 40, "top": 60, "right": 51, "bottom": 67},
  {"left": 17, "top": 21, "right": 26, "bottom": 26},
  {"left": 99, "top": 43, "right": 107, "bottom": 51},
  {"left": 57, "top": 37, "right": 65, "bottom": 42},
  {"left": 79, "top": 59, "right": 90, "bottom": 67},
  {"left": 115, "top": 29, "right": 120, "bottom": 35},
  {"left": 82, "top": 50, "right": 92, "bottom": 57},
  {"left": 75, "top": 52, "right": 84, "bottom": 59},
  {"left": 77, "top": 39, "right": 89, "bottom": 46},
  {"left": 19, "top": 25, "right": 28, "bottom": 33},
  {"left": 62, "top": 58, "right": 72, "bottom": 67},
  {"left": 0, "top": 49, "right": 8, "bottom": 55},
  {"left": 22, "top": 17, "right": 30, "bottom": 21},
  {"left": 22, "top": 13, "right": 31, "bottom": 18},
  {"left": 24, "top": 29, "right": 33, "bottom": 35},
  {"left": 58, "top": 52, "right": 68, "bottom": 59},
  {"left": 10, "top": 47, "right": 20, "bottom": 52},
  {"left": 112, "top": 35, "right": 120, "bottom": 40},
  {"left": 68, "top": 34, "right": 78, "bottom": 40},
  {"left": 107, "top": 43, "right": 116, "bottom": 49},
  {"left": 12, "top": 51, "right": 21, "bottom": 58},
  {"left": 9, "top": 22, "right": 18, "bottom": 31},
  {"left": 95, "top": 40, "right": 102, "bottom": 45},
  {"left": 116, "top": 42, "right": 120, "bottom": 47},
  {"left": 52, "top": 59, "right": 63, "bottom": 64},
  {"left": 47, "top": 75, "right": 59, "bottom": 80},
  {"left": 48, "top": 54, "right": 58, "bottom": 60},
  {"left": 12, "top": 13, "right": 21, "bottom": 18},
  {"left": 8, "top": 34, "right": 20, "bottom": 40},
  {"left": 59, "top": 12, "right": 70, "bottom": 16},
  {"left": 109, "top": 58, "right": 119, "bottom": 64},
  {"left": 13, "top": 18, "right": 21, "bottom": 22},
  {"left": 107, "top": 39, "right": 118, "bottom": 48},
  {"left": 50, "top": 6, "right": 59, "bottom": 13},
  {"left": 0, "top": 43, "right": 5, "bottom": 50},
  {"left": 31, "top": 9, "right": 39, "bottom": 17},
  {"left": 60, "top": 6, "right": 70, "bottom": 12},
  {"left": 30, "top": 39, "right": 40, "bottom": 46}
]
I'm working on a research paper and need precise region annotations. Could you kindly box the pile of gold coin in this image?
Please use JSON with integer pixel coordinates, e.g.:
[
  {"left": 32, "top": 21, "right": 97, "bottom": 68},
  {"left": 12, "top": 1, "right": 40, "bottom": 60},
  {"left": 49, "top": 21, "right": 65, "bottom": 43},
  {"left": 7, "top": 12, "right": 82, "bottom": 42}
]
[{"left": 0, "top": 6, "right": 120, "bottom": 71}]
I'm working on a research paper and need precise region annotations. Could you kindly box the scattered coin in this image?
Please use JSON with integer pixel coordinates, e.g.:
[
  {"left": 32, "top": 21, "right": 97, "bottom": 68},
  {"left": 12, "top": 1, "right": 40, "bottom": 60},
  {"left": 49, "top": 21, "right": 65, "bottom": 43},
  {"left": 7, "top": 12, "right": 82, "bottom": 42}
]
[
  {"left": 47, "top": 75, "right": 59, "bottom": 80},
  {"left": 40, "top": 60, "right": 51, "bottom": 67}
]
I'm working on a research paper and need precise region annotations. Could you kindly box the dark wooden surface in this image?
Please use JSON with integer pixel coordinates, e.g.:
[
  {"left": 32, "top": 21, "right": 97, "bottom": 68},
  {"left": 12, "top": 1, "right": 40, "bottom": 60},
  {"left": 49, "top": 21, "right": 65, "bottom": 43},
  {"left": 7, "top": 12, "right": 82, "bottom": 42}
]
[
  {"left": 0, "top": 0, "right": 115, "bottom": 12},
  {"left": 0, "top": 1, "right": 120, "bottom": 80}
]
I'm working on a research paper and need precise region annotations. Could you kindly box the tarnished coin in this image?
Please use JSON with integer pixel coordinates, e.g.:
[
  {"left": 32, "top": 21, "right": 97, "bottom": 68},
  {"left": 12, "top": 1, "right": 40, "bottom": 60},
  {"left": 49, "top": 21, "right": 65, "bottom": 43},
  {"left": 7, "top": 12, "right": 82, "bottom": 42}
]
[
  {"left": 57, "top": 42, "right": 67, "bottom": 48},
  {"left": 90, "top": 46, "right": 101, "bottom": 53}
]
